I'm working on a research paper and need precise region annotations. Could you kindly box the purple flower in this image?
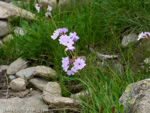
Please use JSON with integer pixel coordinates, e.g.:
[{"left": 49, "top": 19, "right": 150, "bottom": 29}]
[
  {"left": 51, "top": 30, "right": 59, "bottom": 40},
  {"left": 69, "top": 32, "right": 79, "bottom": 41},
  {"left": 62, "top": 57, "right": 69, "bottom": 72},
  {"left": 35, "top": 4, "right": 40, "bottom": 13},
  {"left": 59, "top": 28, "right": 68, "bottom": 34},
  {"left": 137, "top": 32, "right": 150, "bottom": 41},
  {"left": 67, "top": 70, "right": 74, "bottom": 75},
  {"left": 45, "top": 12, "right": 51, "bottom": 17},
  {"left": 59, "top": 35, "right": 74, "bottom": 47},
  {"left": 47, "top": 5, "right": 52, "bottom": 12},
  {"left": 65, "top": 46, "right": 75, "bottom": 51},
  {"left": 73, "top": 58, "right": 86, "bottom": 70},
  {"left": 71, "top": 66, "right": 78, "bottom": 73}
]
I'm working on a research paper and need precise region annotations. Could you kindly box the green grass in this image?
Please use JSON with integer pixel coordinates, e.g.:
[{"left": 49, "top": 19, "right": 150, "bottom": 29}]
[{"left": 1, "top": 0, "right": 150, "bottom": 112}]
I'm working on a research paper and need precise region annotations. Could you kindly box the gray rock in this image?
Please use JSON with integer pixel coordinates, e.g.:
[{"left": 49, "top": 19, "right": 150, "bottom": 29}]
[
  {"left": 16, "top": 67, "right": 35, "bottom": 80},
  {"left": 0, "top": 40, "right": 3, "bottom": 47},
  {"left": 121, "top": 33, "right": 138, "bottom": 47},
  {"left": 0, "top": 20, "right": 11, "bottom": 37},
  {"left": 0, "top": 94, "right": 49, "bottom": 113},
  {"left": 71, "top": 90, "right": 88, "bottom": 99},
  {"left": 119, "top": 79, "right": 150, "bottom": 113},
  {"left": 43, "top": 82, "right": 80, "bottom": 109},
  {"left": 9, "top": 75, "right": 16, "bottom": 81},
  {"left": 0, "top": 65, "right": 8, "bottom": 72},
  {"left": 14, "top": 27, "right": 27, "bottom": 36},
  {"left": 132, "top": 89, "right": 150, "bottom": 113},
  {"left": 34, "top": 66, "right": 57, "bottom": 79},
  {"left": 44, "top": 95, "right": 80, "bottom": 109},
  {"left": 10, "top": 78, "right": 26, "bottom": 91},
  {"left": 29, "top": 78, "right": 48, "bottom": 91},
  {"left": 43, "top": 82, "right": 61, "bottom": 97},
  {"left": 7, "top": 57, "right": 28, "bottom": 75},
  {"left": 0, "top": 1, "right": 35, "bottom": 20},
  {"left": 2, "top": 34, "right": 13, "bottom": 42},
  {"left": 96, "top": 52, "right": 118, "bottom": 60}
]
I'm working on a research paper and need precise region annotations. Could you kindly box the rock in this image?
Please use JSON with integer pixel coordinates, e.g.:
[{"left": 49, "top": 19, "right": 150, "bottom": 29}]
[
  {"left": 16, "top": 67, "right": 35, "bottom": 80},
  {"left": 96, "top": 52, "right": 118, "bottom": 60},
  {"left": 29, "top": 78, "right": 48, "bottom": 91},
  {"left": 0, "top": 94, "right": 49, "bottom": 113},
  {"left": 9, "top": 75, "right": 16, "bottom": 81},
  {"left": 131, "top": 89, "right": 150, "bottom": 113},
  {"left": 71, "top": 90, "right": 88, "bottom": 99},
  {"left": 43, "top": 82, "right": 61, "bottom": 97},
  {"left": 2, "top": 34, "right": 13, "bottom": 42},
  {"left": 14, "top": 27, "right": 27, "bottom": 36},
  {"left": 44, "top": 95, "right": 80, "bottom": 109},
  {"left": 0, "top": 40, "right": 4, "bottom": 47},
  {"left": 119, "top": 79, "right": 150, "bottom": 113},
  {"left": 0, "top": 1, "right": 35, "bottom": 20},
  {"left": 0, "top": 20, "right": 11, "bottom": 37},
  {"left": 87, "top": 46, "right": 118, "bottom": 60},
  {"left": 0, "top": 65, "right": 9, "bottom": 72},
  {"left": 34, "top": 66, "right": 57, "bottom": 79},
  {"left": 121, "top": 33, "right": 138, "bottom": 47},
  {"left": 7, "top": 57, "right": 28, "bottom": 75},
  {"left": 10, "top": 78, "right": 26, "bottom": 91},
  {"left": 43, "top": 82, "right": 80, "bottom": 109}
]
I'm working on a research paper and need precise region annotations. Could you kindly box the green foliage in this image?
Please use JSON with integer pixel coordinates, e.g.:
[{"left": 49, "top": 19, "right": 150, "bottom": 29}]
[{"left": 2, "top": 0, "right": 150, "bottom": 112}]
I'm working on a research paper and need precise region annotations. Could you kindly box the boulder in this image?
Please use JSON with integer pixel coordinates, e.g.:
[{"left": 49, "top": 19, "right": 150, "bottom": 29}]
[
  {"left": 34, "top": 66, "right": 57, "bottom": 79},
  {"left": 0, "top": 1, "right": 34, "bottom": 20},
  {"left": 71, "top": 90, "right": 88, "bottom": 99},
  {"left": 8, "top": 75, "right": 16, "bottom": 81},
  {"left": 2, "top": 34, "right": 14, "bottom": 42},
  {"left": 119, "top": 79, "right": 150, "bottom": 113},
  {"left": 43, "top": 82, "right": 61, "bottom": 97},
  {"left": 29, "top": 78, "right": 48, "bottom": 91},
  {"left": 44, "top": 95, "right": 80, "bottom": 109},
  {"left": 16, "top": 67, "right": 35, "bottom": 80},
  {"left": 7, "top": 57, "right": 28, "bottom": 75},
  {"left": 10, "top": 78, "right": 26, "bottom": 91},
  {"left": 0, "top": 65, "right": 9, "bottom": 72},
  {"left": 0, "top": 20, "right": 11, "bottom": 37},
  {"left": 43, "top": 82, "right": 80, "bottom": 109},
  {"left": 121, "top": 33, "right": 138, "bottom": 48},
  {"left": 0, "top": 94, "right": 49, "bottom": 113}
]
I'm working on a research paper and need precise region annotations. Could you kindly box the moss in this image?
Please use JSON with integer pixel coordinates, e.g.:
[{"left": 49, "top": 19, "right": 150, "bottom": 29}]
[{"left": 125, "top": 84, "right": 131, "bottom": 93}]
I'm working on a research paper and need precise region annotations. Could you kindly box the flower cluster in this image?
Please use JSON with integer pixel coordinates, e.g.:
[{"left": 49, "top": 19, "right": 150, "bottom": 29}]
[
  {"left": 51, "top": 28, "right": 79, "bottom": 52},
  {"left": 51, "top": 28, "right": 86, "bottom": 75},
  {"left": 35, "top": 4, "right": 52, "bottom": 17},
  {"left": 137, "top": 32, "right": 150, "bottom": 41},
  {"left": 62, "top": 57, "right": 86, "bottom": 75}
]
